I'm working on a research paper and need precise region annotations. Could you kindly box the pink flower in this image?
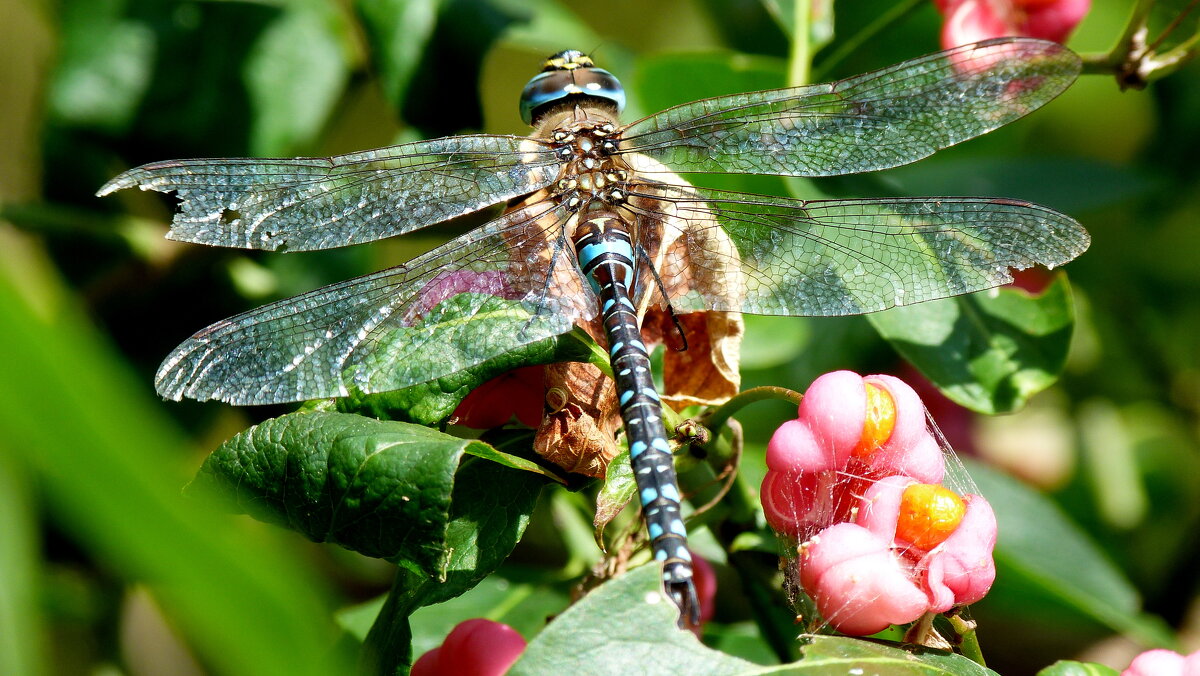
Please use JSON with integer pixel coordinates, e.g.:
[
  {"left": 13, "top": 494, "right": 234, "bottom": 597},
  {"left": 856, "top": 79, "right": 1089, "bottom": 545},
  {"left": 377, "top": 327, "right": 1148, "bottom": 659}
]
[
  {"left": 799, "top": 476, "right": 997, "bottom": 635},
  {"left": 761, "top": 371, "right": 946, "bottom": 539},
  {"left": 759, "top": 371, "right": 997, "bottom": 635},
  {"left": 411, "top": 619, "right": 526, "bottom": 676},
  {"left": 1121, "top": 649, "right": 1200, "bottom": 676},
  {"left": 937, "top": 0, "right": 1090, "bottom": 50},
  {"left": 765, "top": 371, "right": 944, "bottom": 482}
]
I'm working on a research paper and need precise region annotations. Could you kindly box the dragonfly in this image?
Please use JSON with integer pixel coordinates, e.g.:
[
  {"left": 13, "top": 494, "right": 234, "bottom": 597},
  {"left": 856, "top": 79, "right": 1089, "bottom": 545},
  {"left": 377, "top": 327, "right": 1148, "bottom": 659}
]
[{"left": 99, "top": 37, "right": 1088, "bottom": 627}]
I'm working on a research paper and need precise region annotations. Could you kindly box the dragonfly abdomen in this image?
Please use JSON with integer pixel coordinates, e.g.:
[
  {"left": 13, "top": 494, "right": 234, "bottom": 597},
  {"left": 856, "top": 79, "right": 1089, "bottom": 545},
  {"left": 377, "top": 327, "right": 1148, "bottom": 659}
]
[{"left": 572, "top": 213, "right": 699, "bottom": 627}]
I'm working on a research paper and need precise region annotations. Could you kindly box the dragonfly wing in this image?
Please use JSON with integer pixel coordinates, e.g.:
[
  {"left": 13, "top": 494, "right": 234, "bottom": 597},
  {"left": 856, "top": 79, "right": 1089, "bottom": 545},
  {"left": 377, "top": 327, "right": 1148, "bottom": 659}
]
[
  {"left": 633, "top": 184, "right": 1089, "bottom": 316},
  {"left": 155, "top": 202, "right": 593, "bottom": 405},
  {"left": 619, "top": 38, "right": 1080, "bottom": 177},
  {"left": 98, "top": 135, "right": 561, "bottom": 251}
]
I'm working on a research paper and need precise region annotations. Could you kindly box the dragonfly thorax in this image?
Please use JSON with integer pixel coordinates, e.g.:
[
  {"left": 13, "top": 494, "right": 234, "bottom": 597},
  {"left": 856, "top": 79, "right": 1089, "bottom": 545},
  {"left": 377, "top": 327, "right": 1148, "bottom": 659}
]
[{"left": 548, "top": 119, "right": 632, "bottom": 212}]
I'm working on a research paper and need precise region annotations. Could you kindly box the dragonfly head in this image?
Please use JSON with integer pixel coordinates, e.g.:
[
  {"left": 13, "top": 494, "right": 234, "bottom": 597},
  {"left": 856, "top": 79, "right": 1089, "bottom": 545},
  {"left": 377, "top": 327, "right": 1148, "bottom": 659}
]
[{"left": 520, "top": 50, "right": 626, "bottom": 126}]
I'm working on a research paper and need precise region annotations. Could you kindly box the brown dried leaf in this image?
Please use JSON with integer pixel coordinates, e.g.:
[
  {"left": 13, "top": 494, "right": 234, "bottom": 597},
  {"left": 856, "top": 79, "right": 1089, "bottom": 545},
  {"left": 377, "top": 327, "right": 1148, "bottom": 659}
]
[{"left": 533, "top": 361, "right": 620, "bottom": 478}]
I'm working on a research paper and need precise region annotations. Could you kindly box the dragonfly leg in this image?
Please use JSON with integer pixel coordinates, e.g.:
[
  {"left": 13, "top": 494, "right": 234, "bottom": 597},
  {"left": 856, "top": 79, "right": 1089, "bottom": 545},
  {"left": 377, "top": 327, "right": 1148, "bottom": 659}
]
[{"left": 633, "top": 242, "right": 690, "bottom": 351}]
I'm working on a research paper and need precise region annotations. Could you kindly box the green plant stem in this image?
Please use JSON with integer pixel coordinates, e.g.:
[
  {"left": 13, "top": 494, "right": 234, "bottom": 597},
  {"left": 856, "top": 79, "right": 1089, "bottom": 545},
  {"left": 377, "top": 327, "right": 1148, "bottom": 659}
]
[
  {"left": 360, "top": 570, "right": 417, "bottom": 676},
  {"left": 1108, "top": 0, "right": 1156, "bottom": 66},
  {"left": 788, "top": 0, "right": 811, "bottom": 86},
  {"left": 701, "top": 386, "right": 802, "bottom": 444},
  {"left": 949, "top": 613, "right": 986, "bottom": 667},
  {"left": 1079, "top": 0, "right": 1199, "bottom": 87},
  {"left": 811, "top": 0, "right": 925, "bottom": 81}
]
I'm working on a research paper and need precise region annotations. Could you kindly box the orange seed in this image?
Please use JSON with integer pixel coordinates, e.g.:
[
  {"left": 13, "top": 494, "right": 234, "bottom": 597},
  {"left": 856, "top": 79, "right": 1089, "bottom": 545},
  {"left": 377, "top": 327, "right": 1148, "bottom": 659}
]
[
  {"left": 895, "top": 483, "right": 966, "bottom": 551},
  {"left": 852, "top": 382, "right": 896, "bottom": 457}
]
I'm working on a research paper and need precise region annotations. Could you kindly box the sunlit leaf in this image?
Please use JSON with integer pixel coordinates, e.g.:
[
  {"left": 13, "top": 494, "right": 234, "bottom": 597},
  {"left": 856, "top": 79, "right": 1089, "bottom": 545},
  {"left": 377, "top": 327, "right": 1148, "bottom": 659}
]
[
  {"left": 595, "top": 447, "right": 636, "bottom": 541},
  {"left": 245, "top": 3, "right": 355, "bottom": 155},
  {"left": 336, "top": 308, "right": 595, "bottom": 425},
  {"left": 49, "top": 0, "right": 153, "bottom": 130},
  {"left": 360, "top": 453, "right": 545, "bottom": 673},
  {"left": 188, "top": 411, "right": 545, "bottom": 574},
  {"left": 1036, "top": 661, "right": 1120, "bottom": 676},
  {"left": 510, "top": 564, "right": 1000, "bottom": 675},
  {"left": 870, "top": 274, "right": 1077, "bottom": 414}
]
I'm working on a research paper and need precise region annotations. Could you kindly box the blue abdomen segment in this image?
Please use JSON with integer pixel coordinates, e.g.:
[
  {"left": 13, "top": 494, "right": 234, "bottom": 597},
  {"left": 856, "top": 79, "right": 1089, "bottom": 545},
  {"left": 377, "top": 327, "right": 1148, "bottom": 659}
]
[{"left": 573, "top": 213, "right": 699, "bottom": 627}]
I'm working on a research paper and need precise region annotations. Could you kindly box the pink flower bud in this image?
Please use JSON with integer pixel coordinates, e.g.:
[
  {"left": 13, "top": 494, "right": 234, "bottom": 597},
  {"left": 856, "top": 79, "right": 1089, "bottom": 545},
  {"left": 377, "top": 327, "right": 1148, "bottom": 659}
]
[
  {"left": 919, "top": 495, "right": 998, "bottom": 611},
  {"left": 412, "top": 619, "right": 526, "bottom": 676},
  {"left": 796, "top": 370, "right": 868, "bottom": 464},
  {"left": 799, "top": 523, "right": 930, "bottom": 635},
  {"left": 937, "top": 0, "right": 1091, "bottom": 51},
  {"left": 765, "top": 370, "right": 945, "bottom": 481},
  {"left": 761, "top": 469, "right": 858, "bottom": 540},
  {"left": 766, "top": 419, "right": 830, "bottom": 473},
  {"left": 410, "top": 647, "right": 442, "bottom": 676},
  {"left": 862, "top": 375, "right": 944, "bottom": 483},
  {"left": 796, "top": 476, "right": 997, "bottom": 634},
  {"left": 1122, "top": 649, "right": 1200, "bottom": 676}
]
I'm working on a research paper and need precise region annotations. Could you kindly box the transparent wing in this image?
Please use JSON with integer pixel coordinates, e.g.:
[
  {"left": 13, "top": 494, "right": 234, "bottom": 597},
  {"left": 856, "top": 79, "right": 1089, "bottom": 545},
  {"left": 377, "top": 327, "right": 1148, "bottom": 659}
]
[
  {"left": 155, "top": 202, "right": 594, "bottom": 405},
  {"left": 619, "top": 38, "right": 1080, "bottom": 177},
  {"left": 630, "top": 184, "right": 1089, "bottom": 316},
  {"left": 98, "top": 135, "right": 561, "bottom": 251}
]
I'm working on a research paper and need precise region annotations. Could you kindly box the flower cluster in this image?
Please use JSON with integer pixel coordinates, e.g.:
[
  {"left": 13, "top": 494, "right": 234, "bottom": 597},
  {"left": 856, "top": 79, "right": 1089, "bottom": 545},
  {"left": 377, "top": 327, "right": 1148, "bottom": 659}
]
[
  {"left": 935, "top": 0, "right": 1090, "bottom": 50},
  {"left": 761, "top": 371, "right": 997, "bottom": 635}
]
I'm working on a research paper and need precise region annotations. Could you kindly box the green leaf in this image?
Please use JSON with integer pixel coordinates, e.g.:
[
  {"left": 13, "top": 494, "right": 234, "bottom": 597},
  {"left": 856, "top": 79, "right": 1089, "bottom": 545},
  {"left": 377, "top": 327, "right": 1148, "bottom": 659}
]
[
  {"left": 361, "top": 454, "right": 545, "bottom": 674},
  {"left": 355, "top": 0, "right": 441, "bottom": 109},
  {"left": 968, "top": 460, "right": 1173, "bottom": 645},
  {"left": 190, "top": 411, "right": 506, "bottom": 574},
  {"left": 245, "top": 3, "right": 354, "bottom": 155},
  {"left": 509, "top": 564, "right": 754, "bottom": 676},
  {"left": 510, "top": 564, "right": 999, "bottom": 675},
  {"left": 336, "top": 314, "right": 596, "bottom": 425},
  {"left": 635, "top": 52, "right": 785, "bottom": 115},
  {"left": 493, "top": 0, "right": 605, "bottom": 56},
  {"left": 761, "top": 0, "right": 836, "bottom": 52},
  {"left": 869, "top": 274, "right": 1076, "bottom": 414},
  {"left": 48, "top": 0, "right": 154, "bottom": 131},
  {"left": 340, "top": 569, "right": 570, "bottom": 655},
  {"left": 0, "top": 243, "right": 351, "bottom": 675},
  {"left": 0, "top": 452, "right": 42, "bottom": 676},
  {"left": 594, "top": 447, "right": 636, "bottom": 541},
  {"left": 1036, "top": 661, "right": 1120, "bottom": 676}
]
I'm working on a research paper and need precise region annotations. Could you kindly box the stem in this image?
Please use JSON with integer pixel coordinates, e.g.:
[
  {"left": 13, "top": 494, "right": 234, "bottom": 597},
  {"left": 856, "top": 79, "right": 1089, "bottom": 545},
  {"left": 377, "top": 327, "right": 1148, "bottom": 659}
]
[
  {"left": 1104, "top": 0, "right": 1156, "bottom": 68},
  {"left": 360, "top": 570, "right": 419, "bottom": 676},
  {"left": 811, "top": 0, "right": 925, "bottom": 81},
  {"left": 701, "top": 386, "right": 802, "bottom": 441},
  {"left": 1145, "top": 0, "right": 1200, "bottom": 54},
  {"left": 788, "top": 0, "right": 812, "bottom": 86},
  {"left": 949, "top": 612, "right": 986, "bottom": 667}
]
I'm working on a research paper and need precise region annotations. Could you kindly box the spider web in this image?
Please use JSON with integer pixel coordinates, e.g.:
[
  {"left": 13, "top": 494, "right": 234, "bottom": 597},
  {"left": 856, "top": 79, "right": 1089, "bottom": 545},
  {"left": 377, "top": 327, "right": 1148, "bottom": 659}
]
[{"left": 772, "top": 405, "right": 983, "bottom": 638}]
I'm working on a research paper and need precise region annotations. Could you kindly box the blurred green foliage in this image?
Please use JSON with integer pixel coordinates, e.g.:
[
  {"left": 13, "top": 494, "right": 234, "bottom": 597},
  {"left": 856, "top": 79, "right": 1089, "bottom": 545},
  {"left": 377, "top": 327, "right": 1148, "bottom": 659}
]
[{"left": 2, "top": 0, "right": 1200, "bottom": 674}]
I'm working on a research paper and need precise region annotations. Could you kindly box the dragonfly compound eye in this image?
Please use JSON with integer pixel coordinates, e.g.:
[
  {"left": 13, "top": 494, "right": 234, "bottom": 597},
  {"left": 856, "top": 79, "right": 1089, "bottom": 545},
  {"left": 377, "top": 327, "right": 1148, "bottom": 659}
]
[{"left": 519, "top": 51, "right": 626, "bottom": 126}]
